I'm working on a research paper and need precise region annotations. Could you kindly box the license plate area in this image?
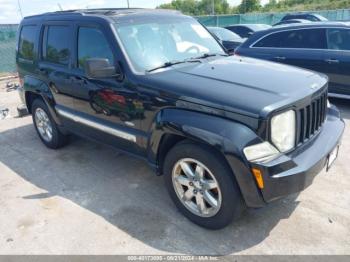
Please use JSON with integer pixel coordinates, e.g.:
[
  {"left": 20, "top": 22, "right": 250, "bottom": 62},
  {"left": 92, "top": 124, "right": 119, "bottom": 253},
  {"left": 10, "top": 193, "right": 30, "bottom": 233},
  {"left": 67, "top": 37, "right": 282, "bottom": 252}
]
[{"left": 327, "top": 146, "right": 339, "bottom": 171}]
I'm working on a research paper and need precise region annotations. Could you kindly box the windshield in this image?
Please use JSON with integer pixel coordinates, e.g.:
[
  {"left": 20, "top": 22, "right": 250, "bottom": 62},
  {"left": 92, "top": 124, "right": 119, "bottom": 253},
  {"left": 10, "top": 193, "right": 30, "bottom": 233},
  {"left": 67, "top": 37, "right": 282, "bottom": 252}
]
[
  {"left": 114, "top": 17, "right": 225, "bottom": 72},
  {"left": 314, "top": 14, "right": 328, "bottom": 21},
  {"left": 209, "top": 27, "right": 242, "bottom": 41}
]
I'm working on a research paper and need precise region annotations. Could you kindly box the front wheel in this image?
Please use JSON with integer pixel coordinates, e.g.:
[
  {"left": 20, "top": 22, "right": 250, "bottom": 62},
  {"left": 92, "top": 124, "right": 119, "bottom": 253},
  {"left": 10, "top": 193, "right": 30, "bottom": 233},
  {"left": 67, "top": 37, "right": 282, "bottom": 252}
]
[{"left": 164, "top": 141, "right": 244, "bottom": 229}]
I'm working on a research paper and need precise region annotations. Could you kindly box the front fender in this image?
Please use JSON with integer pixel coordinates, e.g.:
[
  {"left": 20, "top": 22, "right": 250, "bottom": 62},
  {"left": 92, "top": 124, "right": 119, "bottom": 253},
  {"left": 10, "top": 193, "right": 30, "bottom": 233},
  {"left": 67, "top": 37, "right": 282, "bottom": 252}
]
[
  {"left": 23, "top": 76, "right": 61, "bottom": 125},
  {"left": 148, "top": 108, "right": 266, "bottom": 208}
]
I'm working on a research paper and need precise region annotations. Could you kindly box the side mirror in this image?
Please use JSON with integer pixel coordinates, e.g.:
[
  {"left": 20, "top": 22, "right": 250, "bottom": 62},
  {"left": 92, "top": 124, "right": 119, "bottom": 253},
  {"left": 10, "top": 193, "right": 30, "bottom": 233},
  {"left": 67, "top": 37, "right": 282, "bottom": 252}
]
[{"left": 85, "top": 58, "right": 123, "bottom": 80}]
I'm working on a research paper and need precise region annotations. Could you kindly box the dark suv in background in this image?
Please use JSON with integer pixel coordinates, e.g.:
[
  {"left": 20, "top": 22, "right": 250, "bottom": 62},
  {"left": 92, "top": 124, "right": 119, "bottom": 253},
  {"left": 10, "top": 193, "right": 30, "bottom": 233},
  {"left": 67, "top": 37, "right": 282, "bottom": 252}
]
[
  {"left": 16, "top": 9, "right": 344, "bottom": 229},
  {"left": 236, "top": 22, "right": 350, "bottom": 98},
  {"left": 225, "top": 24, "right": 271, "bottom": 38},
  {"left": 281, "top": 13, "right": 328, "bottom": 22}
]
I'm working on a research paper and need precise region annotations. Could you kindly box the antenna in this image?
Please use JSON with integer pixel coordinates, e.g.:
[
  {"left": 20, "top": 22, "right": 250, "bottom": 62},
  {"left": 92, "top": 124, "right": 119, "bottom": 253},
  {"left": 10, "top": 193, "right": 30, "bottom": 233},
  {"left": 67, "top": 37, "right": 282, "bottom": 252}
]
[
  {"left": 57, "top": 3, "right": 63, "bottom": 11},
  {"left": 17, "top": 0, "right": 23, "bottom": 18}
]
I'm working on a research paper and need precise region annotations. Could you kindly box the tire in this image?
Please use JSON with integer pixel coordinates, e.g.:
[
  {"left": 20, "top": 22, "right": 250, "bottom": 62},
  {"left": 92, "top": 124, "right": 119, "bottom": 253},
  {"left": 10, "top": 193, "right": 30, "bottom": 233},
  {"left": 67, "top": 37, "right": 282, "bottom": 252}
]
[
  {"left": 31, "top": 98, "right": 69, "bottom": 149},
  {"left": 164, "top": 141, "right": 244, "bottom": 230}
]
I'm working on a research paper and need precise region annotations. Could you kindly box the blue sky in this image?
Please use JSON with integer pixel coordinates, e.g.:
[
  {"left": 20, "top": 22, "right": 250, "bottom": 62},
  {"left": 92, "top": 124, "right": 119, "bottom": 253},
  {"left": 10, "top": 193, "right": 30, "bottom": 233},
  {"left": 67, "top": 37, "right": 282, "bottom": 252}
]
[{"left": 0, "top": 0, "right": 268, "bottom": 24}]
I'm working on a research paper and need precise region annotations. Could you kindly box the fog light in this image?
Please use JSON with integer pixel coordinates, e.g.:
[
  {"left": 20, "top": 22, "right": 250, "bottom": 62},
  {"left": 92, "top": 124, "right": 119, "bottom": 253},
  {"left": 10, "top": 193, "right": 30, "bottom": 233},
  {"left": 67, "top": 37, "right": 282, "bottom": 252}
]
[
  {"left": 243, "top": 141, "right": 279, "bottom": 163},
  {"left": 252, "top": 168, "right": 264, "bottom": 189}
]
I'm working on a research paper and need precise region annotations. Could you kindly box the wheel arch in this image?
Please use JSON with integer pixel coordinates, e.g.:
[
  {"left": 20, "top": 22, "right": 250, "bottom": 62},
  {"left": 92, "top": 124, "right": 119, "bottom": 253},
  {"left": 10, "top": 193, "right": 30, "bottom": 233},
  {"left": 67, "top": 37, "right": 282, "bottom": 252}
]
[
  {"left": 147, "top": 108, "right": 266, "bottom": 208},
  {"left": 23, "top": 76, "right": 62, "bottom": 125}
]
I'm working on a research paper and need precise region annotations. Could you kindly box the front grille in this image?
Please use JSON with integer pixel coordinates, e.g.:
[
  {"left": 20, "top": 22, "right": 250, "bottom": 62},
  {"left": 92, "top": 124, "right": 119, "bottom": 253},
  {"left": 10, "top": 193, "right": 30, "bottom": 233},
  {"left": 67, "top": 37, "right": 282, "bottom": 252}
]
[{"left": 297, "top": 91, "right": 327, "bottom": 145}]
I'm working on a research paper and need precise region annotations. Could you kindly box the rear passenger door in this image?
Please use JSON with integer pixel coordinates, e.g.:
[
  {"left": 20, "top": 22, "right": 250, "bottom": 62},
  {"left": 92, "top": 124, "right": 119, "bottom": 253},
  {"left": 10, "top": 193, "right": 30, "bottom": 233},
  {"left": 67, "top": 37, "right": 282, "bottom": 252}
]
[
  {"left": 325, "top": 28, "right": 350, "bottom": 96},
  {"left": 251, "top": 28, "right": 327, "bottom": 73},
  {"left": 279, "top": 28, "right": 327, "bottom": 73},
  {"left": 38, "top": 22, "right": 75, "bottom": 110}
]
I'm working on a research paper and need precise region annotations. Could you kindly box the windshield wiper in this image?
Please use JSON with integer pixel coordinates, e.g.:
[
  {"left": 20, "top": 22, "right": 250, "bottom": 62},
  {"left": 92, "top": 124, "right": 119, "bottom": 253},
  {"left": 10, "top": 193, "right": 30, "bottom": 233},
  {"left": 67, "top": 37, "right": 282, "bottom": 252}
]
[
  {"left": 147, "top": 59, "right": 201, "bottom": 73},
  {"left": 190, "top": 53, "right": 229, "bottom": 60}
]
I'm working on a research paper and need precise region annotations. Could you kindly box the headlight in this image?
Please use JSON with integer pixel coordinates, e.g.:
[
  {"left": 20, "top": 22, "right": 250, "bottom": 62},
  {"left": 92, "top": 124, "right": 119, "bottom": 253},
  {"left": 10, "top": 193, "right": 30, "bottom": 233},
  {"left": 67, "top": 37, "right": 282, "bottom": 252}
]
[
  {"left": 243, "top": 141, "right": 280, "bottom": 163},
  {"left": 271, "top": 110, "right": 296, "bottom": 152}
]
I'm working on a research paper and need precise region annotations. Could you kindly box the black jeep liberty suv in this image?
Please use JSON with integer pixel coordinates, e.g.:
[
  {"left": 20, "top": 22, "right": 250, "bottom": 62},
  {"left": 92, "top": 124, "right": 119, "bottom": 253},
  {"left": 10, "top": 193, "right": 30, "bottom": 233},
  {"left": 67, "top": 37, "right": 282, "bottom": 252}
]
[{"left": 16, "top": 9, "right": 344, "bottom": 229}]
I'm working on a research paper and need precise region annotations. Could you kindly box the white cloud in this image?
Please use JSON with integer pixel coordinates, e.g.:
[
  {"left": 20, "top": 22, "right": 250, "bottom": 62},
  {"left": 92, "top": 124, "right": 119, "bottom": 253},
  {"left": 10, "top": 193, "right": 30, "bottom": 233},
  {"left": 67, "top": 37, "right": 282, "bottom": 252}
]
[
  {"left": 0, "top": 0, "right": 19, "bottom": 24},
  {"left": 62, "top": 0, "right": 106, "bottom": 10}
]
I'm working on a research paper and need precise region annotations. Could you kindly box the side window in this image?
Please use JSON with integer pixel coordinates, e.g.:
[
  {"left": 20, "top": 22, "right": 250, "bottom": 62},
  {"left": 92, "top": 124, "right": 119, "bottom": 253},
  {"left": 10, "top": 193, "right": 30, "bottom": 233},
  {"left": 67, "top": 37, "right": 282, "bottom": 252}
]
[
  {"left": 254, "top": 29, "right": 326, "bottom": 49},
  {"left": 327, "top": 28, "right": 350, "bottom": 51},
  {"left": 43, "top": 25, "right": 70, "bottom": 65},
  {"left": 78, "top": 27, "right": 114, "bottom": 69},
  {"left": 253, "top": 31, "right": 288, "bottom": 47},
  {"left": 281, "top": 29, "right": 326, "bottom": 49},
  {"left": 18, "top": 25, "right": 37, "bottom": 61},
  {"left": 307, "top": 15, "right": 318, "bottom": 22}
]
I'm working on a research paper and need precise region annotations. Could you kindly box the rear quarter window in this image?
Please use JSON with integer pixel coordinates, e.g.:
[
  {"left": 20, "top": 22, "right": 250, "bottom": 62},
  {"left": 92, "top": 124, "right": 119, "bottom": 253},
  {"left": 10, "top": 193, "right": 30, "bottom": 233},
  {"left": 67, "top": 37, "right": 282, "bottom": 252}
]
[
  {"left": 18, "top": 25, "right": 37, "bottom": 61},
  {"left": 327, "top": 28, "right": 350, "bottom": 51}
]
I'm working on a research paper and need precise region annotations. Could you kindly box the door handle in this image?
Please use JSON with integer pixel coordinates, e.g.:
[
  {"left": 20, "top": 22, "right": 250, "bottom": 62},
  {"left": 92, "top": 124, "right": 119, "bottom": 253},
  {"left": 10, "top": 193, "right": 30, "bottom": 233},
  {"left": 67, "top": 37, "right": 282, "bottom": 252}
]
[
  {"left": 274, "top": 56, "right": 286, "bottom": 60},
  {"left": 325, "top": 59, "right": 339, "bottom": 64}
]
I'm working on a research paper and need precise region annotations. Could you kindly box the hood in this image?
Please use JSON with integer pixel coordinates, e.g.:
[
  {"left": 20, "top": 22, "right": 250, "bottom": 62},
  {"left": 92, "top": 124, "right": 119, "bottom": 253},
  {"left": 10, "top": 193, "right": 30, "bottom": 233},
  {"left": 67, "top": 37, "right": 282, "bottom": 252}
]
[{"left": 143, "top": 56, "right": 328, "bottom": 118}]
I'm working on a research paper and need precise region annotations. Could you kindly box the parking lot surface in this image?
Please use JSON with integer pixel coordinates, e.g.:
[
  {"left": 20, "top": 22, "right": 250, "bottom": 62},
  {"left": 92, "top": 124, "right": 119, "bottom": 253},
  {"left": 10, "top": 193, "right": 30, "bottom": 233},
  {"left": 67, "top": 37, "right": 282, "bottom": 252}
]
[{"left": 0, "top": 79, "right": 349, "bottom": 255}]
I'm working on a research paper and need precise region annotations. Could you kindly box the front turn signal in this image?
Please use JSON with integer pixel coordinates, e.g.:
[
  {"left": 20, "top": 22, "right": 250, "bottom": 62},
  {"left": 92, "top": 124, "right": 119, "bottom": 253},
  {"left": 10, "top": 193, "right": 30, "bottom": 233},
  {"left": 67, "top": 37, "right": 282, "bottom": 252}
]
[{"left": 252, "top": 168, "right": 264, "bottom": 189}]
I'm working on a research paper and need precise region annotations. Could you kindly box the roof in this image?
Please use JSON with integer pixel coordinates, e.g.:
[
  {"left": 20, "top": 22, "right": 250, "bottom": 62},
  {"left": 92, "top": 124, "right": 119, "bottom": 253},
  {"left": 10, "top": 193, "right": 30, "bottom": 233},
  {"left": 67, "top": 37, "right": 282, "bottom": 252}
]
[
  {"left": 268, "top": 21, "right": 350, "bottom": 30},
  {"left": 23, "top": 8, "right": 182, "bottom": 21}
]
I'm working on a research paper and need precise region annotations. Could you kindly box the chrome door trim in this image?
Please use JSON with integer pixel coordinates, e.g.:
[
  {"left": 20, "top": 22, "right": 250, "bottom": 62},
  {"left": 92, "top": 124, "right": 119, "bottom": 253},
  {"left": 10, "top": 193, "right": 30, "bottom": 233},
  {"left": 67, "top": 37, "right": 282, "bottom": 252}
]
[{"left": 56, "top": 107, "right": 137, "bottom": 142}]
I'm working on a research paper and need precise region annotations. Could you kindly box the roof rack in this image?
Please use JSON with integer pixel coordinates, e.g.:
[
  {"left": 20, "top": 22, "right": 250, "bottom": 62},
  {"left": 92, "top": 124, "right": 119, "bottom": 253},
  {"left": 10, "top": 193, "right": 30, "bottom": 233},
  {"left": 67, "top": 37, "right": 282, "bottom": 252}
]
[{"left": 24, "top": 8, "right": 180, "bottom": 19}]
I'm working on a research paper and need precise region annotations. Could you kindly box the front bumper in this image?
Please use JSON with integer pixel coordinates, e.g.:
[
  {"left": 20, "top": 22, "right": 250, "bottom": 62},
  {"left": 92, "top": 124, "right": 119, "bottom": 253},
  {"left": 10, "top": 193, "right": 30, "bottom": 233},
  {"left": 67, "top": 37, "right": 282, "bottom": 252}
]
[{"left": 253, "top": 105, "right": 345, "bottom": 203}]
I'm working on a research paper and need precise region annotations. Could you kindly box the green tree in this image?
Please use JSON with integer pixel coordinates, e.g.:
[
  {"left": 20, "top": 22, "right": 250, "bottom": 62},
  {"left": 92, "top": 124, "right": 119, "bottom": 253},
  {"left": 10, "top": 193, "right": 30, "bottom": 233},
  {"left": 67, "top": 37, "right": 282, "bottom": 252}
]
[
  {"left": 238, "top": 0, "right": 261, "bottom": 13},
  {"left": 158, "top": 0, "right": 232, "bottom": 16}
]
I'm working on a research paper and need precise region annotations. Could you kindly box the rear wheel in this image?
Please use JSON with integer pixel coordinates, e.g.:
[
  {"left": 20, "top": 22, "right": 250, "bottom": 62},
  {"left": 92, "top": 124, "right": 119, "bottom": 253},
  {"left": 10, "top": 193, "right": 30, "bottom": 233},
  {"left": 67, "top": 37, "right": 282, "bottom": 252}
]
[
  {"left": 32, "top": 99, "right": 69, "bottom": 149},
  {"left": 164, "top": 141, "right": 244, "bottom": 229}
]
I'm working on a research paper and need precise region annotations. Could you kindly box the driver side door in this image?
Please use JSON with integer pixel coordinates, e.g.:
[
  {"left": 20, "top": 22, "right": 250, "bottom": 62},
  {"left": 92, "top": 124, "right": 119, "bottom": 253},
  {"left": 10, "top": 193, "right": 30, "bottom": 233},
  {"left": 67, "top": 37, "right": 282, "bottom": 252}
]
[{"left": 63, "top": 23, "right": 143, "bottom": 154}]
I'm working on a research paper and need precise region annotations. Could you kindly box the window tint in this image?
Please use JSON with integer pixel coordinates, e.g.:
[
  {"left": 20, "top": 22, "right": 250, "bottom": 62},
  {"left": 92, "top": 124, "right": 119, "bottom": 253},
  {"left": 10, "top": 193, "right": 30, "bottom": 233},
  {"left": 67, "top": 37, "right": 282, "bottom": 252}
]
[
  {"left": 43, "top": 26, "right": 70, "bottom": 65},
  {"left": 78, "top": 27, "right": 114, "bottom": 69},
  {"left": 254, "top": 29, "right": 326, "bottom": 49},
  {"left": 282, "top": 15, "right": 294, "bottom": 21},
  {"left": 327, "top": 28, "right": 350, "bottom": 51},
  {"left": 254, "top": 31, "right": 288, "bottom": 47},
  {"left": 19, "top": 25, "right": 37, "bottom": 61},
  {"left": 236, "top": 27, "right": 250, "bottom": 35}
]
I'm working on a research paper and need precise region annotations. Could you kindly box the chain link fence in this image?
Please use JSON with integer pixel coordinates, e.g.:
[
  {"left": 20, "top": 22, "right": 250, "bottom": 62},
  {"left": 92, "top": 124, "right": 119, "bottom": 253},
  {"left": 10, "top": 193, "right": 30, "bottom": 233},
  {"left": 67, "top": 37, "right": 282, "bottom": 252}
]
[
  {"left": 0, "top": 9, "right": 350, "bottom": 76},
  {"left": 0, "top": 24, "right": 18, "bottom": 77},
  {"left": 197, "top": 9, "right": 350, "bottom": 27}
]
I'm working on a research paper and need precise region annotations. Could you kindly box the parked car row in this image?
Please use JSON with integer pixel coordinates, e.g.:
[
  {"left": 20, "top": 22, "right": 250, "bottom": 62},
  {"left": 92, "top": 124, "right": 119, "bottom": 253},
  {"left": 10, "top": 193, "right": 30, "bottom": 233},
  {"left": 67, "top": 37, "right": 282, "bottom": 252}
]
[
  {"left": 207, "top": 12, "right": 349, "bottom": 98},
  {"left": 207, "top": 27, "right": 246, "bottom": 53},
  {"left": 16, "top": 9, "right": 344, "bottom": 230},
  {"left": 236, "top": 22, "right": 350, "bottom": 98}
]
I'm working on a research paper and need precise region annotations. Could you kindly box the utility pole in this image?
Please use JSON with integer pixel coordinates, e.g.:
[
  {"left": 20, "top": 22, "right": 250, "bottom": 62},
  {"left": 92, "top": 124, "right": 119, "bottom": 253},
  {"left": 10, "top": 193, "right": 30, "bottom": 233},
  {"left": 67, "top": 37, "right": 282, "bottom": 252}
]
[
  {"left": 57, "top": 3, "right": 63, "bottom": 11},
  {"left": 17, "top": 0, "right": 23, "bottom": 18},
  {"left": 127, "top": 0, "right": 130, "bottom": 8},
  {"left": 212, "top": 0, "right": 215, "bottom": 15}
]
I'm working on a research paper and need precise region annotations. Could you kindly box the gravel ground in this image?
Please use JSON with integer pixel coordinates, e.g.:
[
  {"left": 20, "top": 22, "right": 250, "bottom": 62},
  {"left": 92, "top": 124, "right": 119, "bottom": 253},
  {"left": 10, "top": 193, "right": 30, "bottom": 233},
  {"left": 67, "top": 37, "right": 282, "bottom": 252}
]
[{"left": 0, "top": 79, "right": 349, "bottom": 255}]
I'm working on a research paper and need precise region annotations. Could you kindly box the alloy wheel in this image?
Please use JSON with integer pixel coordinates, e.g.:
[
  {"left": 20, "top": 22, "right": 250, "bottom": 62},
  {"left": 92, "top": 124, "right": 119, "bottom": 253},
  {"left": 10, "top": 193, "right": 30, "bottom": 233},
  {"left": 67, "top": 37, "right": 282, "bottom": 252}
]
[
  {"left": 34, "top": 108, "right": 53, "bottom": 142},
  {"left": 172, "top": 158, "right": 222, "bottom": 217}
]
